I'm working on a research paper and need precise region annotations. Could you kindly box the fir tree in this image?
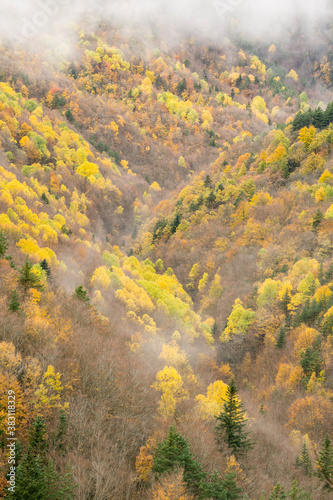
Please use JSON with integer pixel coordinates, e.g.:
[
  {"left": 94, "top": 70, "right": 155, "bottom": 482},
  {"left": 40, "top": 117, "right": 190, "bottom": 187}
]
[
  {"left": 73, "top": 285, "right": 90, "bottom": 303},
  {"left": 0, "top": 230, "right": 9, "bottom": 258},
  {"left": 296, "top": 442, "right": 312, "bottom": 476},
  {"left": 212, "top": 321, "right": 219, "bottom": 339},
  {"left": 300, "top": 338, "right": 322, "bottom": 378},
  {"left": 200, "top": 470, "right": 228, "bottom": 499},
  {"left": 321, "top": 311, "right": 333, "bottom": 337},
  {"left": 54, "top": 409, "right": 67, "bottom": 454},
  {"left": 287, "top": 478, "right": 312, "bottom": 499},
  {"left": 29, "top": 415, "right": 47, "bottom": 456},
  {"left": 40, "top": 259, "right": 51, "bottom": 277},
  {"left": 7, "top": 416, "right": 76, "bottom": 499},
  {"left": 312, "top": 209, "right": 323, "bottom": 232},
  {"left": 65, "top": 109, "right": 74, "bottom": 123},
  {"left": 170, "top": 213, "right": 181, "bottom": 234},
  {"left": 215, "top": 378, "right": 255, "bottom": 454},
  {"left": 41, "top": 192, "right": 49, "bottom": 204},
  {"left": 18, "top": 257, "right": 44, "bottom": 292},
  {"left": 269, "top": 483, "right": 287, "bottom": 499},
  {"left": 8, "top": 289, "right": 20, "bottom": 312},
  {"left": 153, "top": 424, "right": 206, "bottom": 495},
  {"left": 204, "top": 174, "right": 212, "bottom": 187},
  {"left": 316, "top": 434, "right": 333, "bottom": 489},
  {"left": 275, "top": 326, "right": 286, "bottom": 348},
  {"left": 222, "top": 470, "right": 242, "bottom": 499},
  {"left": 318, "top": 262, "right": 325, "bottom": 285}
]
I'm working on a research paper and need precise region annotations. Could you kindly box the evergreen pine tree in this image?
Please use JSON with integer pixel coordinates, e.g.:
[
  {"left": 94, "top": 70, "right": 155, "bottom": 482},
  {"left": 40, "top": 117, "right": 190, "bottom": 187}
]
[
  {"left": 300, "top": 338, "right": 323, "bottom": 378},
  {"left": 65, "top": 109, "right": 74, "bottom": 123},
  {"left": 18, "top": 257, "right": 44, "bottom": 292},
  {"left": 312, "top": 108, "right": 325, "bottom": 129},
  {"left": 7, "top": 416, "right": 76, "bottom": 499},
  {"left": 29, "top": 415, "right": 47, "bottom": 456},
  {"left": 54, "top": 409, "right": 67, "bottom": 454},
  {"left": 285, "top": 313, "right": 292, "bottom": 334},
  {"left": 215, "top": 378, "right": 255, "bottom": 454},
  {"left": 8, "top": 289, "right": 20, "bottom": 312},
  {"left": 316, "top": 434, "right": 333, "bottom": 489},
  {"left": 275, "top": 326, "right": 286, "bottom": 348},
  {"left": 279, "top": 289, "right": 291, "bottom": 316},
  {"left": 312, "top": 209, "right": 323, "bottom": 232},
  {"left": 41, "top": 192, "right": 49, "bottom": 204},
  {"left": 222, "top": 470, "right": 242, "bottom": 499},
  {"left": 73, "top": 285, "right": 90, "bottom": 303},
  {"left": 288, "top": 478, "right": 312, "bottom": 499},
  {"left": 152, "top": 424, "right": 206, "bottom": 494},
  {"left": 40, "top": 259, "right": 51, "bottom": 277},
  {"left": 296, "top": 442, "right": 312, "bottom": 476},
  {"left": 201, "top": 470, "right": 228, "bottom": 499},
  {"left": 269, "top": 483, "right": 287, "bottom": 499},
  {"left": 170, "top": 213, "right": 181, "bottom": 234},
  {"left": 321, "top": 310, "right": 333, "bottom": 337},
  {"left": 212, "top": 321, "right": 219, "bottom": 339},
  {"left": 318, "top": 262, "right": 325, "bottom": 285},
  {"left": 0, "top": 230, "right": 9, "bottom": 258}
]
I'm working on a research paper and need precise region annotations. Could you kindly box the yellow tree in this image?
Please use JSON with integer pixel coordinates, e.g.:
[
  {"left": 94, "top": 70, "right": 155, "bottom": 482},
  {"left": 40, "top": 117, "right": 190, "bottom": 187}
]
[{"left": 152, "top": 366, "right": 189, "bottom": 418}]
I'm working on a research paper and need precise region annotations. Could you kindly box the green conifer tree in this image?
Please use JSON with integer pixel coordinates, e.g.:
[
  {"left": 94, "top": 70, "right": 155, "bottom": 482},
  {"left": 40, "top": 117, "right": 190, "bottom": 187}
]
[
  {"left": 222, "top": 470, "right": 242, "bottom": 499},
  {"left": 153, "top": 424, "right": 206, "bottom": 494},
  {"left": 296, "top": 442, "right": 312, "bottom": 476},
  {"left": 40, "top": 259, "right": 51, "bottom": 277},
  {"left": 18, "top": 257, "right": 44, "bottom": 292},
  {"left": 0, "top": 230, "right": 9, "bottom": 258},
  {"left": 215, "top": 378, "right": 255, "bottom": 454},
  {"left": 7, "top": 416, "right": 76, "bottom": 499},
  {"left": 288, "top": 478, "right": 312, "bottom": 499},
  {"left": 279, "top": 289, "right": 291, "bottom": 316},
  {"left": 201, "top": 470, "right": 228, "bottom": 499},
  {"left": 316, "top": 434, "right": 333, "bottom": 489},
  {"left": 73, "top": 285, "right": 90, "bottom": 303},
  {"left": 55, "top": 409, "right": 67, "bottom": 454},
  {"left": 269, "top": 483, "right": 287, "bottom": 499},
  {"left": 8, "top": 290, "right": 20, "bottom": 312},
  {"left": 275, "top": 326, "right": 286, "bottom": 348}
]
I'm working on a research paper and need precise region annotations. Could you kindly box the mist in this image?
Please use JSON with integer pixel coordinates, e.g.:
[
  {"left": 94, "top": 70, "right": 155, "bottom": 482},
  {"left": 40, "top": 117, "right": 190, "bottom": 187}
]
[{"left": 1, "top": 0, "right": 331, "bottom": 50}]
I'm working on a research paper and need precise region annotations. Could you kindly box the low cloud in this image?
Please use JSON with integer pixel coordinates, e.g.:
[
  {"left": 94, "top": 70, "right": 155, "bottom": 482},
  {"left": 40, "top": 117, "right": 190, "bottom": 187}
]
[{"left": 1, "top": 0, "right": 331, "bottom": 49}]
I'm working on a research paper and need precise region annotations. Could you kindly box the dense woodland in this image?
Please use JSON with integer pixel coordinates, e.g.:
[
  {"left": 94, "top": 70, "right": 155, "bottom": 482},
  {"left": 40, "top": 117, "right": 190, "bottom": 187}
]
[{"left": 0, "top": 10, "right": 333, "bottom": 499}]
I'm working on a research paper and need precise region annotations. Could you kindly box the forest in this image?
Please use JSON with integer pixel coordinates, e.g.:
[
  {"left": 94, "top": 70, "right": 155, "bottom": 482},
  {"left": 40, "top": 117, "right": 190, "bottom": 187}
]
[{"left": 0, "top": 1, "right": 333, "bottom": 498}]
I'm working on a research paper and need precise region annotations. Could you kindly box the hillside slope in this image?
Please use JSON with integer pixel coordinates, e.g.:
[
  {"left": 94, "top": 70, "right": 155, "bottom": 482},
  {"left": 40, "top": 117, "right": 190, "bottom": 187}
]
[{"left": 0, "top": 17, "right": 333, "bottom": 499}]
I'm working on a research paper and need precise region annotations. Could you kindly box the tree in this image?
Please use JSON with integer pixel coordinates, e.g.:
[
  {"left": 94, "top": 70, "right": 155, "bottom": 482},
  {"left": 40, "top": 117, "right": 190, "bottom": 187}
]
[
  {"left": 65, "top": 109, "right": 74, "bottom": 122},
  {"left": 275, "top": 326, "right": 286, "bottom": 348},
  {"left": 7, "top": 416, "right": 76, "bottom": 499},
  {"left": 316, "top": 434, "right": 333, "bottom": 489},
  {"left": 0, "top": 230, "right": 9, "bottom": 258},
  {"left": 296, "top": 442, "right": 312, "bottom": 476},
  {"left": 170, "top": 213, "right": 181, "bottom": 235},
  {"left": 268, "top": 483, "right": 286, "bottom": 499},
  {"left": 41, "top": 193, "right": 49, "bottom": 205},
  {"left": 54, "top": 409, "right": 67, "bottom": 454},
  {"left": 18, "top": 257, "right": 44, "bottom": 292},
  {"left": 312, "top": 209, "right": 323, "bottom": 232},
  {"left": 279, "top": 288, "right": 291, "bottom": 316},
  {"left": 153, "top": 425, "right": 235, "bottom": 498},
  {"left": 288, "top": 479, "right": 311, "bottom": 499},
  {"left": 152, "top": 424, "right": 206, "bottom": 495},
  {"left": 40, "top": 259, "right": 51, "bottom": 277},
  {"left": 8, "top": 290, "right": 20, "bottom": 312},
  {"left": 72, "top": 285, "right": 90, "bottom": 303},
  {"left": 215, "top": 378, "right": 255, "bottom": 454}
]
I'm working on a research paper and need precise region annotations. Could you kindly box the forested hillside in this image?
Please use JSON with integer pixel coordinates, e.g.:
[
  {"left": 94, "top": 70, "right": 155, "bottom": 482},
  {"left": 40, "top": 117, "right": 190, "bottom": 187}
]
[{"left": 0, "top": 6, "right": 333, "bottom": 499}]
